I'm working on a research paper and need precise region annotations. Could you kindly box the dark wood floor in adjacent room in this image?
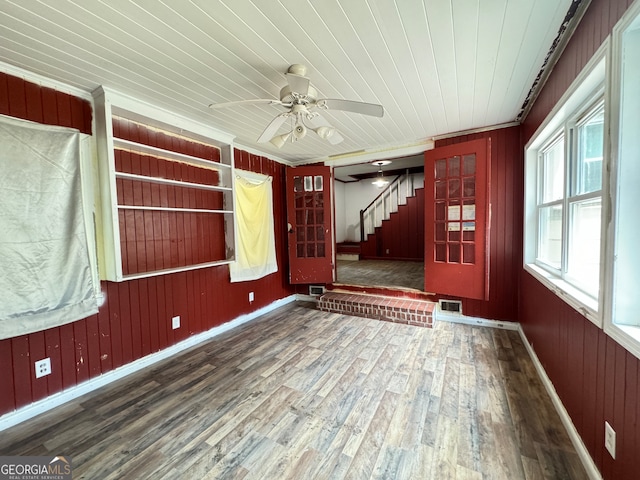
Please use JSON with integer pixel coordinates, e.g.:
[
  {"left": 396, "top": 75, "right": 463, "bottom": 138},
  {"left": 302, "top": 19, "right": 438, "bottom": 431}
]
[
  {"left": 0, "top": 302, "right": 587, "bottom": 479},
  {"left": 336, "top": 259, "right": 425, "bottom": 291}
]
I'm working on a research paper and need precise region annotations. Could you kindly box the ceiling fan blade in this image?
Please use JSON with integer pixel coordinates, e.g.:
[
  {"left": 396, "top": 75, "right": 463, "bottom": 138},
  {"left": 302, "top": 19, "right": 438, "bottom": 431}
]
[
  {"left": 306, "top": 112, "right": 344, "bottom": 145},
  {"left": 257, "top": 113, "right": 290, "bottom": 143},
  {"left": 285, "top": 73, "right": 310, "bottom": 96},
  {"left": 318, "top": 99, "right": 384, "bottom": 117},
  {"left": 208, "top": 98, "right": 283, "bottom": 109}
]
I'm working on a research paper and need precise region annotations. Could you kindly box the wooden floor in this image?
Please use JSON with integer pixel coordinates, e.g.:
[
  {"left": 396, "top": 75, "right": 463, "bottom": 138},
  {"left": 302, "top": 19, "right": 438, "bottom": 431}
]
[
  {"left": 0, "top": 302, "right": 586, "bottom": 479},
  {"left": 336, "top": 259, "right": 425, "bottom": 291}
]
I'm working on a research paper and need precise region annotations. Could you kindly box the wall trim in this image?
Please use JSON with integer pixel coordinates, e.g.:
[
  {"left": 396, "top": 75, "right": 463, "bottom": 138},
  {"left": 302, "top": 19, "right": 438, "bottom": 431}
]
[
  {"left": 0, "top": 294, "right": 297, "bottom": 432},
  {"left": 435, "top": 311, "right": 520, "bottom": 331},
  {"left": 518, "top": 325, "right": 603, "bottom": 480},
  {"left": 295, "top": 293, "right": 320, "bottom": 303},
  {"left": 432, "top": 121, "right": 520, "bottom": 142}
]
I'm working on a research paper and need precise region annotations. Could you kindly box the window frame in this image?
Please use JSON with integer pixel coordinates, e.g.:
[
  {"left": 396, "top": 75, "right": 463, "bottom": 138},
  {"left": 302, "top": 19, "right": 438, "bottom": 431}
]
[
  {"left": 603, "top": 0, "right": 640, "bottom": 361},
  {"left": 524, "top": 41, "right": 609, "bottom": 328}
]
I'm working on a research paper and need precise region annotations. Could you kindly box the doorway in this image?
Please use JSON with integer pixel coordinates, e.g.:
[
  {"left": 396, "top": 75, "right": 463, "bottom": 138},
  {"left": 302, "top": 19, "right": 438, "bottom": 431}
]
[{"left": 333, "top": 154, "right": 425, "bottom": 291}]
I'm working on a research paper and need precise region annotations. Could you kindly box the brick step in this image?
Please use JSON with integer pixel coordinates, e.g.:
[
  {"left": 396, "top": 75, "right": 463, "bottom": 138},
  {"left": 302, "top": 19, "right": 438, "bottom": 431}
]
[{"left": 318, "top": 291, "right": 435, "bottom": 328}]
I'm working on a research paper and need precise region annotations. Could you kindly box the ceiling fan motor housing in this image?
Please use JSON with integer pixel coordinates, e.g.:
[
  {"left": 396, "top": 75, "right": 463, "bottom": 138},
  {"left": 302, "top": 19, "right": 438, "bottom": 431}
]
[{"left": 280, "top": 85, "right": 318, "bottom": 105}]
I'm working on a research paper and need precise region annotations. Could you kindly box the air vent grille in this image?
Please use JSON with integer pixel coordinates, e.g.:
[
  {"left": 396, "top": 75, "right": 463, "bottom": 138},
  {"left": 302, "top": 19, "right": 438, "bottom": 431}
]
[
  {"left": 309, "top": 285, "right": 325, "bottom": 296},
  {"left": 439, "top": 300, "right": 462, "bottom": 314}
]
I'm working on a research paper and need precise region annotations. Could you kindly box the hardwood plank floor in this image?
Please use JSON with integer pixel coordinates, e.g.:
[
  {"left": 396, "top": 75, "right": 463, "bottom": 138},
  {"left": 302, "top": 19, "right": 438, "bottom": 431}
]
[
  {"left": 0, "top": 302, "right": 586, "bottom": 479},
  {"left": 336, "top": 259, "right": 424, "bottom": 291}
]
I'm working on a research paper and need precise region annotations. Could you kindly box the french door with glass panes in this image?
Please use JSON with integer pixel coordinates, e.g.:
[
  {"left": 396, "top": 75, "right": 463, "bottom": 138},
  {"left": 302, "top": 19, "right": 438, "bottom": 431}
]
[
  {"left": 424, "top": 138, "right": 490, "bottom": 301},
  {"left": 286, "top": 165, "right": 334, "bottom": 284}
]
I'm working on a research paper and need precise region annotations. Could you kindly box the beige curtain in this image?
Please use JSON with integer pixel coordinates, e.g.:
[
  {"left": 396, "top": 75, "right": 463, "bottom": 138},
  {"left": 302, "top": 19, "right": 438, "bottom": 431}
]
[{"left": 229, "top": 170, "right": 277, "bottom": 282}]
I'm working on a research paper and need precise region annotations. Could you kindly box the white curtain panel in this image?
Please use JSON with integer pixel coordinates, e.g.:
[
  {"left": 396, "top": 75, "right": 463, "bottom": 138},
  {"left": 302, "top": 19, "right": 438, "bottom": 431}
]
[
  {"left": 0, "top": 115, "right": 99, "bottom": 339},
  {"left": 229, "top": 169, "right": 278, "bottom": 282}
]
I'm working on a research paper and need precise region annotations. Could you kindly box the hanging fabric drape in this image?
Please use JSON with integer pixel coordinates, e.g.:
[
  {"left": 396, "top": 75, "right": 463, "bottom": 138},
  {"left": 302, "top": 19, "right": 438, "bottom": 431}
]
[
  {"left": 229, "top": 170, "right": 278, "bottom": 282},
  {"left": 0, "top": 115, "right": 99, "bottom": 339}
]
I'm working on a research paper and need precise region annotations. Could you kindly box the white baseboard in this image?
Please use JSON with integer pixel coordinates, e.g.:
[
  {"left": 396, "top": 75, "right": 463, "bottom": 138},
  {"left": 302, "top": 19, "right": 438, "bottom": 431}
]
[
  {"left": 295, "top": 294, "right": 320, "bottom": 302},
  {"left": 435, "top": 311, "right": 520, "bottom": 331},
  {"left": 0, "top": 295, "right": 297, "bottom": 432},
  {"left": 517, "top": 326, "right": 602, "bottom": 480}
]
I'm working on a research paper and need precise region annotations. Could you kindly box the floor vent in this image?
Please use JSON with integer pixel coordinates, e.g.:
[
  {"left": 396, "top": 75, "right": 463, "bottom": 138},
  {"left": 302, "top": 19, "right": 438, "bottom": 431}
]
[
  {"left": 309, "top": 285, "right": 326, "bottom": 296},
  {"left": 439, "top": 299, "right": 462, "bottom": 314}
]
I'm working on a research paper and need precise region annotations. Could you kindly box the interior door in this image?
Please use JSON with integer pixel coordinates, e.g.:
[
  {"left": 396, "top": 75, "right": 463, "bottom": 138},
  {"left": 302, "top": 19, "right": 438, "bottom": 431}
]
[
  {"left": 424, "top": 138, "right": 490, "bottom": 300},
  {"left": 286, "top": 165, "right": 334, "bottom": 284}
]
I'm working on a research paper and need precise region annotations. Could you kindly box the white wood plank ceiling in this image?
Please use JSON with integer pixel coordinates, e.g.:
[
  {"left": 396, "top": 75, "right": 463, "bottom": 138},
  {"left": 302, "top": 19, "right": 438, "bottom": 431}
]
[{"left": 0, "top": 0, "right": 572, "bottom": 164}]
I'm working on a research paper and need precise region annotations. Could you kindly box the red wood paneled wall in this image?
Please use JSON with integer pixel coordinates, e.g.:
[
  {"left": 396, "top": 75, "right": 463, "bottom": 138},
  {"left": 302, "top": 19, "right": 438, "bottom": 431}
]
[
  {"left": 0, "top": 74, "right": 295, "bottom": 417},
  {"left": 0, "top": 72, "right": 91, "bottom": 134},
  {"left": 520, "top": 1, "right": 639, "bottom": 478},
  {"left": 360, "top": 188, "right": 425, "bottom": 261},
  {"left": 434, "top": 126, "right": 522, "bottom": 321}
]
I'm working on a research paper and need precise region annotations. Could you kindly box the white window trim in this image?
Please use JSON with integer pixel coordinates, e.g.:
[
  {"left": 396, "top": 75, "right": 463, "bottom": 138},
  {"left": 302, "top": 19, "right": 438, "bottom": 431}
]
[
  {"left": 603, "top": 0, "right": 640, "bottom": 361},
  {"left": 524, "top": 40, "right": 609, "bottom": 329}
]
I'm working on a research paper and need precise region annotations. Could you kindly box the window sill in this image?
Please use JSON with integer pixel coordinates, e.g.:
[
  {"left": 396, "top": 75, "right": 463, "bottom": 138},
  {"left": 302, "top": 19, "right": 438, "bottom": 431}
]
[
  {"left": 605, "top": 323, "right": 640, "bottom": 362},
  {"left": 524, "top": 263, "right": 601, "bottom": 327}
]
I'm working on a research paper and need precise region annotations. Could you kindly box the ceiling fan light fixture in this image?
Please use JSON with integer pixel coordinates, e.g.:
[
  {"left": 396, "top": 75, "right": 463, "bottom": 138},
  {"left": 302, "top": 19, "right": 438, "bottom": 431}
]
[
  {"left": 314, "top": 126, "right": 335, "bottom": 139},
  {"left": 270, "top": 132, "right": 292, "bottom": 148}
]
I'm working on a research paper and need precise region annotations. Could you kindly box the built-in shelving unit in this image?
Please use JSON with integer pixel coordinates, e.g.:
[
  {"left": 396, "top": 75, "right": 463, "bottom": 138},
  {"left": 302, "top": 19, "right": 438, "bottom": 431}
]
[{"left": 93, "top": 87, "right": 237, "bottom": 282}]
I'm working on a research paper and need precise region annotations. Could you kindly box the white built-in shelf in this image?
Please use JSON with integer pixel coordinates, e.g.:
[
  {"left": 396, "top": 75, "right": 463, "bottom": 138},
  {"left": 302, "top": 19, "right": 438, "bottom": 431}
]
[
  {"left": 113, "top": 138, "right": 231, "bottom": 171},
  {"left": 117, "top": 205, "right": 233, "bottom": 214},
  {"left": 93, "top": 87, "right": 237, "bottom": 282},
  {"left": 114, "top": 171, "right": 232, "bottom": 193}
]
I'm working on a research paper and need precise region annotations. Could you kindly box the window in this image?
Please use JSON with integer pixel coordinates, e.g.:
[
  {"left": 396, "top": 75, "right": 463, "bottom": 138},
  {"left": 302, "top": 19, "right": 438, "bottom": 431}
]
[
  {"left": 526, "top": 4, "right": 640, "bottom": 361},
  {"left": 524, "top": 45, "right": 607, "bottom": 326},
  {"left": 605, "top": 2, "right": 640, "bottom": 360},
  {"left": 566, "top": 104, "right": 604, "bottom": 296},
  {"left": 537, "top": 134, "right": 564, "bottom": 270},
  {"left": 533, "top": 100, "right": 604, "bottom": 300}
]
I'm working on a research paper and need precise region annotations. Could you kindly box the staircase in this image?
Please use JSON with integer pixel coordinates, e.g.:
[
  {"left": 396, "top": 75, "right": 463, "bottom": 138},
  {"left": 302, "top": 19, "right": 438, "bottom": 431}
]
[{"left": 359, "top": 172, "right": 424, "bottom": 261}]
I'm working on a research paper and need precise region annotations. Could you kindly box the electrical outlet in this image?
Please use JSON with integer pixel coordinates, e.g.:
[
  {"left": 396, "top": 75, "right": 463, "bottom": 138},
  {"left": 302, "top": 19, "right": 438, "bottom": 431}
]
[
  {"left": 605, "top": 421, "right": 616, "bottom": 459},
  {"left": 35, "top": 358, "right": 51, "bottom": 378},
  {"left": 172, "top": 315, "right": 180, "bottom": 330},
  {"left": 249, "top": 292, "right": 254, "bottom": 302}
]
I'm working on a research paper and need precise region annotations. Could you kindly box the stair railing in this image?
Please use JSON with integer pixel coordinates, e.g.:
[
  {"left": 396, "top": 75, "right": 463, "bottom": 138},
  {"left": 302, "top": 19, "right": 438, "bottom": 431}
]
[{"left": 359, "top": 170, "right": 420, "bottom": 241}]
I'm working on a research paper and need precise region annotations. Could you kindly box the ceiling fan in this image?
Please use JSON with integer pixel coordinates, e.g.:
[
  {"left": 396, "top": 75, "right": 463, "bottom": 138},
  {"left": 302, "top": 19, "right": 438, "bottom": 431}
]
[{"left": 208, "top": 64, "right": 384, "bottom": 148}]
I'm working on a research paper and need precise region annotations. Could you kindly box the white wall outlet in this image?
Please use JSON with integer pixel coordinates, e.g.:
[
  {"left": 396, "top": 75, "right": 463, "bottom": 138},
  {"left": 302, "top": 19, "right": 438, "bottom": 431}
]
[
  {"left": 172, "top": 315, "right": 180, "bottom": 330},
  {"left": 35, "top": 358, "right": 51, "bottom": 378},
  {"left": 605, "top": 421, "right": 616, "bottom": 459},
  {"left": 249, "top": 292, "right": 254, "bottom": 302}
]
